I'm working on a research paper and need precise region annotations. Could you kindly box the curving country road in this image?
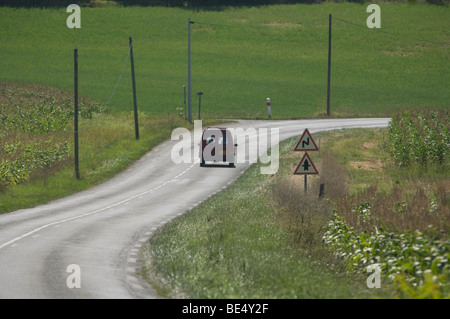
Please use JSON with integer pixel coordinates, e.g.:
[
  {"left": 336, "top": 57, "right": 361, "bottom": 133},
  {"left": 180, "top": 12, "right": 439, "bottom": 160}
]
[{"left": 0, "top": 119, "right": 390, "bottom": 298}]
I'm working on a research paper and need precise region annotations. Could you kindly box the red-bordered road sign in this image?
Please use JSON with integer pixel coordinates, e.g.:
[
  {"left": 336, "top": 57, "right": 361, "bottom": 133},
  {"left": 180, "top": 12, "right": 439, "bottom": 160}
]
[
  {"left": 294, "top": 152, "right": 318, "bottom": 175},
  {"left": 294, "top": 128, "right": 318, "bottom": 152}
]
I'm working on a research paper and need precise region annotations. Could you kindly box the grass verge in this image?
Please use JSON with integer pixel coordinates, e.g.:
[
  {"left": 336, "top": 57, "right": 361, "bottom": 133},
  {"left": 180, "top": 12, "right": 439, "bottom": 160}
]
[{"left": 141, "top": 158, "right": 389, "bottom": 298}]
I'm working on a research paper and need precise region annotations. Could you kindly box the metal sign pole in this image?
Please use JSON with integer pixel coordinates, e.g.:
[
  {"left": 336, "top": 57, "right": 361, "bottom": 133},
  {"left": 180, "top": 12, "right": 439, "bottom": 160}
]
[
  {"left": 294, "top": 129, "right": 320, "bottom": 196},
  {"left": 304, "top": 175, "right": 307, "bottom": 195}
]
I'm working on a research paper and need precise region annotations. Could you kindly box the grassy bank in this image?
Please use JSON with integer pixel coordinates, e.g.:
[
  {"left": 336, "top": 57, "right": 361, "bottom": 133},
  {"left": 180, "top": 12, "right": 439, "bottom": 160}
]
[
  {"left": 0, "top": 4, "right": 448, "bottom": 119},
  {"left": 0, "top": 82, "right": 190, "bottom": 213},
  {"left": 141, "top": 112, "right": 449, "bottom": 298}
]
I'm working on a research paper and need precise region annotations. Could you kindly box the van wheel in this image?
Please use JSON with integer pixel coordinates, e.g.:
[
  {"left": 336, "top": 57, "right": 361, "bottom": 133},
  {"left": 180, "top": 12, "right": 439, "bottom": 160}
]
[
  {"left": 229, "top": 163, "right": 235, "bottom": 168},
  {"left": 200, "top": 158, "right": 205, "bottom": 167}
]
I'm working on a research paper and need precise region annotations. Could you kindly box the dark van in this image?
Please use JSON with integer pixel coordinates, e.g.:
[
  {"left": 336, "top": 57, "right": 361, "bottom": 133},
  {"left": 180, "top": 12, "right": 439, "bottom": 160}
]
[{"left": 200, "top": 128, "right": 237, "bottom": 167}]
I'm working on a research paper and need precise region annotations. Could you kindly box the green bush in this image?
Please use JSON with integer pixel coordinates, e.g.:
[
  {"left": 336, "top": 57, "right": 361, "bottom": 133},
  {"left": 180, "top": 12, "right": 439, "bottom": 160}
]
[{"left": 323, "top": 212, "right": 449, "bottom": 297}]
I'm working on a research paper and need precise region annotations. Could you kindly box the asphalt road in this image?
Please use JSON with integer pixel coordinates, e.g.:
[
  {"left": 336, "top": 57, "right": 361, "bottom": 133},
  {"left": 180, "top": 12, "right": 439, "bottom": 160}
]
[{"left": 0, "top": 118, "right": 390, "bottom": 298}]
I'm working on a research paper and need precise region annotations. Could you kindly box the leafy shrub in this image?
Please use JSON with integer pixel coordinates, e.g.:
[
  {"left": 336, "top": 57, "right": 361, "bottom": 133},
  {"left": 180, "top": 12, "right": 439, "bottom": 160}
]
[
  {"left": 323, "top": 213, "right": 449, "bottom": 297},
  {"left": 0, "top": 141, "right": 69, "bottom": 187}
]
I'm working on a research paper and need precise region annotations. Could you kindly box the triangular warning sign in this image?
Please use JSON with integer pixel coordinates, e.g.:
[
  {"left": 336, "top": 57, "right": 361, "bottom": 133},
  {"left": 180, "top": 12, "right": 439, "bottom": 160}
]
[
  {"left": 294, "top": 152, "right": 318, "bottom": 175},
  {"left": 294, "top": 128, "right": 318, "bottom": 151}
]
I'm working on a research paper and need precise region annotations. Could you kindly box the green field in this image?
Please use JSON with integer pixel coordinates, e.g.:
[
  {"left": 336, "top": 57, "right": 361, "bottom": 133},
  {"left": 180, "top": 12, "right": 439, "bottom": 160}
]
[{"left": 0, "top": 3, "right": 449, "bottom": 119}]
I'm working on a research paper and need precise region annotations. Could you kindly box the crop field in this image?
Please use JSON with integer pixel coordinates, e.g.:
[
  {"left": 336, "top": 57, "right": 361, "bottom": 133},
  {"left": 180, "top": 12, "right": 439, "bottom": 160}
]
[
  {"left": 387, "top": 109, "right": 449, "bottom": 169},
  {"left": 0, "top": 3, "right": 449, "bottom": 119},
  {"left": 0, "top": 82, "right": 102, "bottom": 190}
]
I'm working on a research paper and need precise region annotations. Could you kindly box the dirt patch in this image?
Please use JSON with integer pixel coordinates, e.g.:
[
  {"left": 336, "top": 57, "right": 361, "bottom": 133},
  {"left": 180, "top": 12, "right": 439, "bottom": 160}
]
[
  {"left": 362, "top": 141, "right": 375, "bottom": 149},
  {"left": 262, "top": 22, "right": 301, "bottom": 27},
  {"left": 349, "top": 160, "right": 383, "bottom": 171}
]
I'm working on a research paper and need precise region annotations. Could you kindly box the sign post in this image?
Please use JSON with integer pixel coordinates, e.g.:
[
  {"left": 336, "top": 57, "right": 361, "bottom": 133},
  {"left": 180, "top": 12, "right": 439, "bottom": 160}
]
[
  {"left": 294, "top": 128, "right": 318, "bottom": 152},
  {"left": 294, "top": 129, "right": 319, "bottom": 194}
]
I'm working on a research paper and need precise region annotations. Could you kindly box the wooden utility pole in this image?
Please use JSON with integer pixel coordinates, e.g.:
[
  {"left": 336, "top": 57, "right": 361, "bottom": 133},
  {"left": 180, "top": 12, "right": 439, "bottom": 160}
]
[
  {"left": 188, "top": 18, "right": 194, "bottom": 124},
  {"left": 129, "top": 36, "right": 139, "bottom": 140},
  {"left": 74, "top": 48, "right": 80, "bottom": 179},
  {"left": 327, "top": 14, "right": 332, "bottom": 117}
]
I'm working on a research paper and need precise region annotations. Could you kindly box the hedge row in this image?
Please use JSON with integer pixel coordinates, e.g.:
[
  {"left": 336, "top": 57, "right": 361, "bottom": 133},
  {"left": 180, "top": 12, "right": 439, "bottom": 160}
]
[{"left": 1, "top": 0, "right": 448, "bottom": 8}]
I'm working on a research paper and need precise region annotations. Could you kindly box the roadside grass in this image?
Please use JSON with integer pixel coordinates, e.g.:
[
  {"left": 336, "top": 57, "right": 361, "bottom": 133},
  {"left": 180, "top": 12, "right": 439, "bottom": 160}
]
[
  {"left": 142, "top": 121, "right": 449, "bottom": 299},
  {"left": 141, "top": 158, "right": 390, "bottom": 299},
  {"left": 0, "top": 4, "right": 448, "bottom": 119},
  {"left": 275, "top": 126, "right": 449, "bottom": 297}
]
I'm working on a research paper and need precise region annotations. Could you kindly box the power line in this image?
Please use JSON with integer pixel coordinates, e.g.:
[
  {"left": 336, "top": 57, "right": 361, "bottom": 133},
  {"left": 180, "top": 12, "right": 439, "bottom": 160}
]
[
  {"left": 71, "top": 44, "right": 130, "bottom": 134},
  {"left": 75, "top": 22, "right": 186, "bottom": 134},
  {"left": 334, "top": 17, "right": 450, "bottom": 46},
  {"left": 133, "top": 22, "right": 187, "bottom": 43},
  {"left": 106, "top": 45, "right": 131, "bottom": 107},
  {"left": 194, "top": 18, "right": 328, "bottom": 29}
]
